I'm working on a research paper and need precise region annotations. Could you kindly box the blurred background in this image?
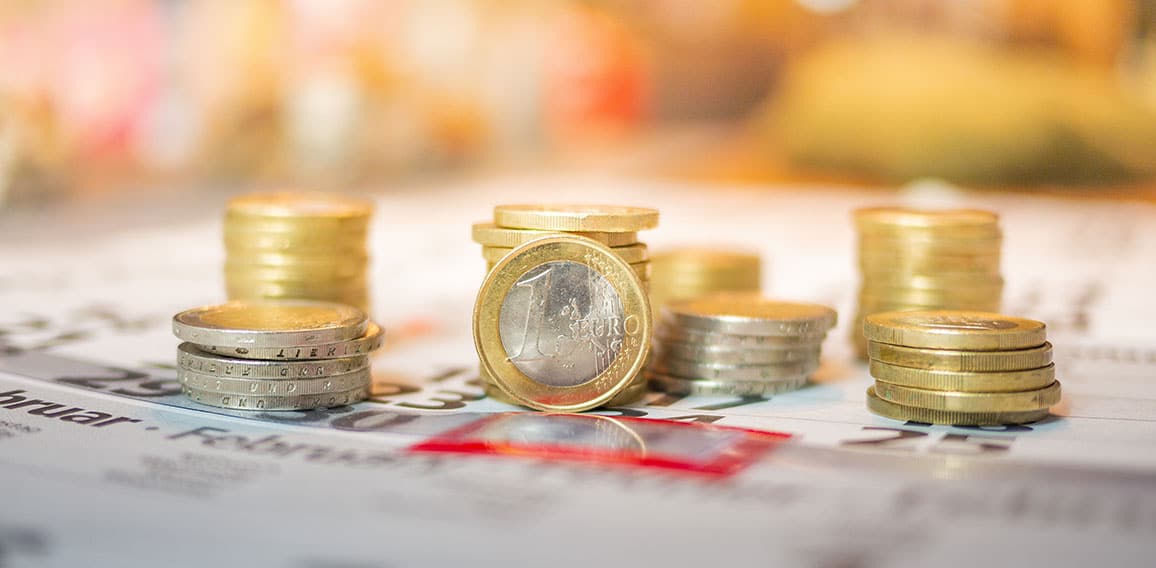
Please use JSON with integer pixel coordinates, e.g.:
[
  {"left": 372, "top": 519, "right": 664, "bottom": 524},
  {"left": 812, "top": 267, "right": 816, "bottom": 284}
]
[{"left": 1, "top": 0, "right": 1155, "bottom": 207}]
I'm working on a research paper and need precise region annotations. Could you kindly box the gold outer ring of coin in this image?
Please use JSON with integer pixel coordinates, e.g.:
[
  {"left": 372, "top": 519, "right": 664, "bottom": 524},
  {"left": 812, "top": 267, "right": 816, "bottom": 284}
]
[
  {"left": 473, "top": 234, "right": 652, "bottom": 412},
  {"left": 493, "top": 204, "right": 659, "bottom": 232},
  {"left": 485, "top": 260, "right": 650, "bottom": 281},
  {"left": 178, "top": 367, "right": 372, "bottom": 397},
  {"left": 648, "top": 372, "right": 808, "bottom": 397},
  {"left": 869, "top": 360, "right": 1055, "bottom": 392},
  {"left": 483, "top": 378, "right": 647, "bottom": 408},
  {"left": 183, "top": 384, "right": 369, "bottom": 411},
  {"left": 195, "top": 322, "right": 384, "bottom": 360},
  {"left": 226, "top": 191, "right": 374, "bottom": 219},
  {"left": 866, "top": 387, "right": 1049, "bottom": 425},
  {"left": 663, "top": 294, "right": 837, "bottom": 336},
  {"left": 173, "top": 300, "right": 368, "bottom": 348},
  {"left": 873, "top": 380, "right": 1061, "bottom": 412},
  {"left": 868, "top": 341, "right": 1053, "bottom": 372},
  {"left": 481, "top": 242, "right": 649, "bottom": 265},
  {"left": 471, "top": 222, "right": 639, "bottom": 248},
  {"left": 864, "top": 310, "right": 1045, "bottom": 350}
]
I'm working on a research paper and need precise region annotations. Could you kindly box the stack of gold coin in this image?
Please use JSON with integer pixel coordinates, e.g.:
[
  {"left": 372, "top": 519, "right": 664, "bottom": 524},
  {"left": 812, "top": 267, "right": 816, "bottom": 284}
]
[
  {"left": 853, "top": 207, "right": 1002, "bottom": 358},
  {"left": 864, "top": 310, "right": 1060, "bottom": 425},
  {"left": 172, "top": 301, "right": 383, "bottom": 411},
  {"left": 648, "top": 248, "right": 762, "bottom": 316},
  {"left": 224, "top": 191, "right": 374, "bottom": 312},
  {"left": 648, "top": 294, "right": 837, "bottom": 396},
  {"left": 474, "top": 234, "right": 653, "bottom": 412}
]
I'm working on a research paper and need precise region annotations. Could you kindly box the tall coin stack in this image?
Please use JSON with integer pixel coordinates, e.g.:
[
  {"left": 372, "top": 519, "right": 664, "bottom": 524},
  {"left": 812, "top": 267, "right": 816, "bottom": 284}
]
[
  {"left": 649, "top": 248, "right": 762, "bottom": 316},
  {"left": 864, "top": 310, "right": 1060, "bottom": 425},
  {"left": 649, "top": 295, "right": 837, "bottom": 396},
  {"left": 225, "top": 191, "right": 374, "bottom": 312},
  {"left": 853, "top": 207, "right": 1002, "bottom": 358},
  {"left": 172, "top": 301, "right": 383, "bottom": 410},
  {"left": 472, "top": 205, "right": 659, "bottom": 407}
]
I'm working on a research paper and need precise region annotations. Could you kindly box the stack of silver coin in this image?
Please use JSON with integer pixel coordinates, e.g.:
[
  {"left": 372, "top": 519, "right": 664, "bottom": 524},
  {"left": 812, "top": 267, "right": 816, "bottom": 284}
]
[
  {"left": 172, "top": 301, "right": 383, "bottom": 410},
  {"left": 648, "top": 294, "right": 837, "bottom": 396}
]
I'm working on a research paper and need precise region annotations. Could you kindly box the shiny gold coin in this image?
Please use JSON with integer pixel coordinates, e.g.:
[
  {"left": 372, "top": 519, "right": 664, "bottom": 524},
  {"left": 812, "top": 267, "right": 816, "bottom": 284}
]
[
  {"left": 864, "top": 310, "right": 1045, "bottom": 350},
  {"left": 493, "top": 204, "right": 659, "bottom": 232},
  {"left": 869, "top": 341, "right": 1053, "bottom": 372},
  {"left": 652, "top": 248, "right": 761, "bottom": 271},
  {"left": 471, "top": 222, "right": 638, "bottom": 247},
  {"left": 482, "top": 243, "right": 648, "bottom": 265},
  {"left": 664, "top": 294, "right": 836, "bottom": 336},
  {"left": 866, "top": 386, "right": 1049, "bottom": 425},
  {"left": 854, "top": 207, "right": 1000, "bottom": 234},
  {"left": 474, "top": 235, "right": 651, "bottom": 412},
  {"left": 873, "top": 380, "right": 1061, "bottom": 412},
  {"left": 870, "top": 360, "right": 1056, "bottom": 392},
  {"left": 858, "top": 274, "right": 1003, "bottom": 291},
  {"left": 858, "top": 250, "right": 1001, "bottom": 272},
  {"left": 227, "top": 191, "right": 373, "bottom": 220}
]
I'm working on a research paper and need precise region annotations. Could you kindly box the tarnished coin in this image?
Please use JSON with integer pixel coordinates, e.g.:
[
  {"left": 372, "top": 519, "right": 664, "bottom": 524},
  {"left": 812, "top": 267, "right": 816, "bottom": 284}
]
[
  {"left": 197, "top": 322, "right": 384, "bottom": 360},
  {"left": 648, "top": 373, "right": 807, "bottom": 397},
  {"left": 657, "top": 326, "right": 828, "bottom": 348},
  {"left": 873, "top": 380, "right": 1061, "bottom": 412},
  {"left": 173, "top": 300, "right": 368, "bottom": 348},
  {"left": 864, "top": 310, "right": 1045, "bottom": 350},
  {"left": 178, "top": 367, "right": 371, "bottom": 396},
  {"left": 482, "top": 243, "right": 649, "bottom": 265},
  {"left": 493, "top": 204, "right": 659, "bottom": 232},
  {"left": 656, "top": 358, "right": 819, "bottom": 382},
  {"left": 182, "top": 384, "right": 368, "bottom": 410},
  {"left": 664, "top": 295, "right": 837, "bottom": 336},
  {"left": 870, "top": 360, "right": 1055, "bottom": 392},
  {"left": 177, "top": 343, "right": 368, "bottom": 378},
  {"left": 659, "top": 340, "right": 821, "bottom": 365},
  {"left": 471, "top": 223, "right": 639, "bottom": 248},
  {"left": 866, "top": 386, "right": 1049, "bottom": 425},
  {"left": 474, "top": 235, "right": 652, "bottom": 412},
  {"left": 868, "top": 341, "right": 1053, "bottom": 372}
]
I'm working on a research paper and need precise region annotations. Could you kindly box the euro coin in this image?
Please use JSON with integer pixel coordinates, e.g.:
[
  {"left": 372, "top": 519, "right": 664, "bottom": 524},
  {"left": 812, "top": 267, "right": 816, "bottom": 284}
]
[
  {"left": 864, "top": 310, "right": 1045, "bottom": 350},
  {"left": 196, "top": 321, "right": 384, "bottom": 360},
  {"left": 854, "top": 207, "right": 1000, "bottom": 235},
  {"left": 481, "top": 242, "right": 649, "bottom": 265},
  {"left": 493, "top": 204, "right": 659, "bottom": 232},
  {"left": 227, "top": 191, "right": 373, "bottom": 221},
  {"left": 657, "top": 326, "right": 828, "bottom": 348},
  {"left": 870, "top": 360, "right": 1055, "bottom": 392},
  {"left": 648, "top": 373, "right": 808, "bottom": 396},
  {"left": 873, "top": 380, "right": 1061, "bottom": 412},
  {"left": 471, "top": 222, "right": 639, "bottom": 248},
  {"left": 866, "top": 386, "right": 1049, "bottom": 425},
  {"left": 177, "top": 342, "right": 368, "bottom": 378},
  {"left": 655, "top": 358, "right": 819, "bottom": 382},
  {"left": 474, "top": 235, "right": 651, "bottom": 412},
  {"left": 178, "top": 367, "right": 372, "bottom": 396},
  {"left": 664, "top": 295, "right": 837, "bottom": 337},
  {"left": 659, "top": 341, "right": 821, "bottom": 365},
  {"left": 868, "top": 341, "right": 1053, "bottom": 372},
  {"left": 182, "top": 384, "right": 369, "bottom": 410},
  {"left": 483, "top": 376, "right": 647, "bottom": 408},
  {"left": 223, "top": 228, "right": 369, "bottom": 252},
  {"left": 173, "top": 300, "right": 368, "bottom": 348}
]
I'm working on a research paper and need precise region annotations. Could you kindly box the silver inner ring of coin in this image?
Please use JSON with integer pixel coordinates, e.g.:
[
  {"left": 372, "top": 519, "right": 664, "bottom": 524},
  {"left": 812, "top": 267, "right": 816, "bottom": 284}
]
[{"left": 498, "top": 260, "right": 626, "bottom": 388}]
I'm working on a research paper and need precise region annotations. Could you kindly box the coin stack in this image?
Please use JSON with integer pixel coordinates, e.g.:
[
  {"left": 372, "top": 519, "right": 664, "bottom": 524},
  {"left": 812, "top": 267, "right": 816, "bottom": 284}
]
[
  {"left": 224, "top": 191, "right": 374, "bottom": 312},
  {"left": 472, "top": 205, "right": 659, "bottom": 408},
  {"left": 648, "top": 295, "right": 837, "bottom": 396},
  {"left": 853, "top": 207, "right": 1002, "bottom": 358},
  {"left": 864, "top": 310, "right": 1060, "bottom": 425},
  {"left": 649, "top": 247, "right": 762, "bottom": 316},
  {"left": 172, "top": 301, "right": 383, "bottom": 411}
]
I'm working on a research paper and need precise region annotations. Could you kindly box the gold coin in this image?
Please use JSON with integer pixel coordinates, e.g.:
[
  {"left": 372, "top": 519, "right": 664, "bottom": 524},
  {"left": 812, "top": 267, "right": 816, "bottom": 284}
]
[
  {"left": 874, "top": 380, "right": 1060, "bottom": 412},
  {"left": 664, "top": 294, "right": 836, "bottom": 336},
  {"left": 864, "top": 310, "right": 1045, "bottom": 350},
  {"left": 869, "top": 342, "right": 1053, "bottom": 372},
  {"left": 227, "top": 191, "right": 373, "bottom": 219},
  {"left": 651, "top": 248, "right": 761, "bottom": 270},
  {"left": 859, "top": 273, "right": 1003, "bottom": 291},
  {"left": 474, "top": 235, "right": 651, "bottom": 412},
  {"left": 870, "top": 360, "right": 1055, "bottom": 392},
  {"left": 866, "top": 386, "right": 1049, "bottom": 425},
  {"left": 482, "top": 243, "right": 648, "bottom": 265},
  {"left": 471, "top": 222, "right": 638, "bottom": 247},
  {"left": 493, "top": 204, "right": 659, "bottom": 232},
  {"left": 854, "top": 207, "right": 999, "bottom": 234}
]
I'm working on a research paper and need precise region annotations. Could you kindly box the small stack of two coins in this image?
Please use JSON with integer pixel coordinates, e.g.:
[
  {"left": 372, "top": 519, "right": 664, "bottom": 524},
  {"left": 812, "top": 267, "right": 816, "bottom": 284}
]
[
  {"left": 864, "top": 310, "right": 1061, "bottom": 425},
  {"left": 224, "top": 192, "right": 374, "bottom": 312},
  {"left": 172, "top": 301, "right": 383, "bottom": 411},
  {"left": 648, "top": 248, "right": 762, "bottom": 316},
  {"left": 649, "top": 296, "right": 837, "bottom": 396},
  {"left": 853, "top": 208, "right": 1003, "bottom": 358}
]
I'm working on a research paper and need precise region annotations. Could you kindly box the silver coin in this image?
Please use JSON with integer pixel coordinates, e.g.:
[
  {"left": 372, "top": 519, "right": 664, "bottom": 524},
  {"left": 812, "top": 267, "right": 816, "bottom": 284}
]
[
  {"left": 655, "top": 358, "right": 819, "bottom": 382},
  {"left": 178, "top": 367, "right": 371, "bottom": 396},
  {"left": 656, "top": 340, "right": 821, "bottom": 365},
  {"left": 182, "top": 384, "right": 369, "bottom": 410},
  {"left": 662, "top": 297, "right": 836, "bottom": 336},
  {"left": 177, "top": 343, "right": 368, "bottom": 378},
  {"left": 498, "top": 260, "right": 628, "bottom": 388},
  {"left": 648, "top": 372, "right": 808, "bottom": 396},
  {"left": 195, "top": 322, "right": 384, "bottom": 360},
  {"left": 657, "top": 326, "right": 827, "bottom": 348},
  {"left": 173, "top": 300, "right": 368, "bottom": 349}
]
